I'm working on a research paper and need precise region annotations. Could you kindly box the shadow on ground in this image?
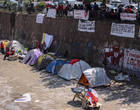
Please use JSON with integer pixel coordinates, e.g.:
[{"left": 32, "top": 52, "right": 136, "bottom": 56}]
[
  {"left": 67, "top": 100, "right": 82, "bottom": 108},
  {"left": 30, "top": 64, "right": 140, "bottom": 106},
  {"left": 96, "top": 80, "right": 140, "bottom": 105},
  {"left": 30, "top": 66, "right": 77, "bottom": 89}
]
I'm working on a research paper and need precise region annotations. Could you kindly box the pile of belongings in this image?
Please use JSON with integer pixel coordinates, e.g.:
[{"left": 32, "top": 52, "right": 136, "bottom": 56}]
[
  {"left": 23, "top": 49, "right": 43, "bottom": 66},
  {"left": 6, "top": 40, "right": 24, "bottom": 52},
  {"left": 85, "top": 88, "right": 99, "bottom": 108},
  {"left": 115, "top": 73, "right": 130, "bottom": 81},
  {"left": 36, "top": 54, "right": 54, "bottom": 70},
  {"left": 0, "top": 40, "right": 27, "bottom": 61},
  {"left": 6, "top": 40, "right": 26, "bottom": 57}
]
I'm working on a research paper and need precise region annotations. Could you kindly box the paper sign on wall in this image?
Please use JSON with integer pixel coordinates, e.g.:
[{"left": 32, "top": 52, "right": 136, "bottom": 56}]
[
  {"left": 111, "top": 23, "right": 135, "bottom": 38},
  {"left": 78, "top": 20, "right": 95, "bottom": 32},
  {"left": 36, "top": 13, "right": 45, "bottom": 24},
  {"left": 74, "top": 10, "right": 89, "bottom": 20},
  {"left": 47, "top": 9, "right": 56, "bottom": 18}
]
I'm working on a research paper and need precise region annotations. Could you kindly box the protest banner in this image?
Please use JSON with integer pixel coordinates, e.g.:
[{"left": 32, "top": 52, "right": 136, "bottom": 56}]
[
  {"left": 36, "top": 13, "right": 45, "bottom": 24},
  {"left": 111, "top": 23, "right": 135, "bottom": 38},
  {"left": 123, "top": 49, "right": 140, "bottom": 72},
  {"left": 78, "top": 20, "right": 95, "bottom": 32},
  {"left": 120, "top": 13, "right": 136, "bottom": 21},
  {"left": 74, "top": 10, "right": 89, "bottom": 20},
  {"left": 47, "top": 9, "right": 56, "bottom": 18}
]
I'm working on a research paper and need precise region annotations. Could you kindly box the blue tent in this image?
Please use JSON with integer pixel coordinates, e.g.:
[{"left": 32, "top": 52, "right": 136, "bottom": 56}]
[{"left": 46, "top": 60, "right": 68, "bottom": 75}]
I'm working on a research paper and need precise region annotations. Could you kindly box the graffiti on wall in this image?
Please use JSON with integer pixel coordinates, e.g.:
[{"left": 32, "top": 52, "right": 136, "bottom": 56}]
[
  {"left": 102, "top": 45, "right": 124, "bottom": 71},
  {"left": 101, "top": 44, "right": 140, "bottom": 74}
]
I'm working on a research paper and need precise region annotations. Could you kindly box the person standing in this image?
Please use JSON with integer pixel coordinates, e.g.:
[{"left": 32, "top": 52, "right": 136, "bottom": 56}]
[{"left": 0, "top": 42, "right": 4, "bottom": 54}]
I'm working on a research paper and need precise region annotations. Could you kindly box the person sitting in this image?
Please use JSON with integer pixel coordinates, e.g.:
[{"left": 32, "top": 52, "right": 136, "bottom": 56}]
[
  {"left": 3, "top": 49, "right": 10, "bottom": 60},
  {"left": 3, "top": 47, "right": 15, "bottom": 60},
  {"left": 10, "top": 48, "right": 15, "bottom": 55}
]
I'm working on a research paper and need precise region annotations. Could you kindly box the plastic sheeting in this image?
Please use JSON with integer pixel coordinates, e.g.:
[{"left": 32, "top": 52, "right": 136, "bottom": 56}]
[
  {"left": 23, "top": 49, "right": 42, "bottom": 65},
  {"left": 6, "top": 40, "right": 24, "bottom": 53},
  {"left": 58, "top": 60, "right": 91, "bottom": 80},
  {"left": 83, "top": 68, "right": 110, "bottom": 87}
]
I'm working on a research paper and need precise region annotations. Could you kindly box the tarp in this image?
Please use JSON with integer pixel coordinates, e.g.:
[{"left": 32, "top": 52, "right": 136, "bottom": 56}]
[
  {"left": 58, "top": 60, "right": 91, "bottom": 80},
  {"left": 6, "top": 40, "right": 24, "bottom": 53},
  {"left": 23, "top": 49, "right": 42, "bottom": 66},
  {"left": 78, "top": 68, "right": 110, "bottom": 87},
  {"left": 46, "top": 60, "right": 67, "bottom": 75}
]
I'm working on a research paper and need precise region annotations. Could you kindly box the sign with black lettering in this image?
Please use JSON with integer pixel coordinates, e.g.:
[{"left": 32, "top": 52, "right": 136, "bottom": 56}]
[
  {"left": 78, "top": 20, "right": 95, "bottom": 32},
  {"left": 111, "top": 23, "right": 135, "bottom": 38},
  {"left": 120, "top": 13, "right": 136, "bottom": 21},
  {"left": 123, "top": 49, "right": 140, "bottom": 72},
  {"left": 74, "top": 10, "right": 89, "bottom": 20}
]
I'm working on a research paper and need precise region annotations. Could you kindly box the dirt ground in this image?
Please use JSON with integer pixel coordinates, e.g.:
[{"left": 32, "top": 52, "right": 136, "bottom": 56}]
[{"left": 0, "top": 54, "right": 140, "bottom": 110}]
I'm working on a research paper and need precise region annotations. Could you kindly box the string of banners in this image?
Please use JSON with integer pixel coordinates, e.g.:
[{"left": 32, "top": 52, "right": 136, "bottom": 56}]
[
  {"left": 120, "top": 13, "right": 136, "bottom": 21},
  {"left": 78, "top": 20, "right": 95, "bottom": 32},
  {"left": 123, "top": 49, "right": 140, "bottom": 72},
  {"left": 110, "top": 23, "right": 135, "bottom": 38}
]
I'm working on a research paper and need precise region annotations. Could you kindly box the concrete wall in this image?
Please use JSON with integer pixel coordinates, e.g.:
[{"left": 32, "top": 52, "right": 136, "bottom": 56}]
[{"left": 0, "top": 12, "right": 140, "bottom": 66}]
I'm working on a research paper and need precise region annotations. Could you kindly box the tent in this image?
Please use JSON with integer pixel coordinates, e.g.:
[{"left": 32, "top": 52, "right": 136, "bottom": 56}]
[
  {"left": 78, "top": 68, "right": 110, "bottom": 87},
  {"left": 58, "top": 60, "right": 91, "bottom": 80},
  {"left": 23, "top": 49, "right": 43, "bottom": 66},
  {"left": 6, "top": 40, "right": 24, "bottom": 53},
  {"left": 36, "top": 54, "right": 54, "bottom": 70},
  {"left": 46, "top": 59, "right": 68, "bottom": 75}
]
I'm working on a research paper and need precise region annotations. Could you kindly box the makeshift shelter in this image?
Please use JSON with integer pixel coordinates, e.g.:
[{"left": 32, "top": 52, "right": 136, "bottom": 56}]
[
  {"left": 46, "top": 59, "right": 68, "bottom": 75},
  {"left": 58, "top": 60, "right": 91, "bottom": 80},
  {"left": 36, "top": 54, "right": 54, "bottom": 70},
  {"left": 6, "top": 40, "right": 24, "bottom": 53},
  {"left": 23, "top": 49, "right": 43, "bottom": 66},
  {"left": 78, "top": 68, "right": 110, "bottom": 87}
]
